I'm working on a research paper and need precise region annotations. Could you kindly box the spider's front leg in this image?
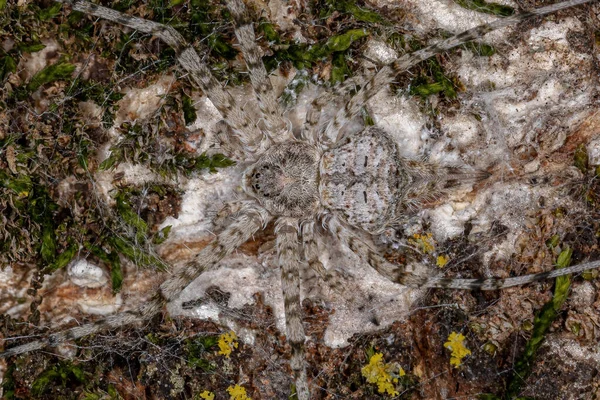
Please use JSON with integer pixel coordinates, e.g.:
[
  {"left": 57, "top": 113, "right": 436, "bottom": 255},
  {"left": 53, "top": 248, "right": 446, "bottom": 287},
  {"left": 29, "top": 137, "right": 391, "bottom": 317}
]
[
  {"left": 55, "top": 0, "right": 264, "bottom": 146},
  {"left": 276, "top": 217, "right": 310, "bottom": 400},
  {"left": 226, "top": 0, "right": 289, "bottom": 139}
]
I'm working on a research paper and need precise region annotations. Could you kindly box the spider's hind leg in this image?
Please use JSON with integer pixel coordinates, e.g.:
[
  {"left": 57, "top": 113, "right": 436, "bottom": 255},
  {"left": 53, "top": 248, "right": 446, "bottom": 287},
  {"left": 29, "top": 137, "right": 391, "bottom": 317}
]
[{"left": 276, "top": 217, "right": 310, "bottom": 400}]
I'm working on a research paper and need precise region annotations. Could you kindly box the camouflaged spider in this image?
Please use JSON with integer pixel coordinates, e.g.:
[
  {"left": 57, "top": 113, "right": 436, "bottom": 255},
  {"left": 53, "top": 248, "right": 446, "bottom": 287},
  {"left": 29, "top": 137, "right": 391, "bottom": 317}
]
[{"left": 2, "top": 0, "right": 599, "bottom": 399}]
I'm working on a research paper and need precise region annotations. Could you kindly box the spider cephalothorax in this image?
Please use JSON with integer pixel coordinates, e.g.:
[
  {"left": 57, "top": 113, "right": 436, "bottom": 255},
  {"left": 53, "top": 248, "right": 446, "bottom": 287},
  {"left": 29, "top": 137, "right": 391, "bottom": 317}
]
[
  {"left": 243, "top": 142, "right": 321, "bottom": 217},
  {"left": 2, "top": 1, "right": 599, "bottom": 400}
]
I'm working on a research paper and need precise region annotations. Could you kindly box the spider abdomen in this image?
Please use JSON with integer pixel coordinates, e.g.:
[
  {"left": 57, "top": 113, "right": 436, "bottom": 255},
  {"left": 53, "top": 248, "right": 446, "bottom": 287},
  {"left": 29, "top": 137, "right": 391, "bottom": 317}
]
[{"left": 319, "top": 127, "right": 407, "bottom": 233}]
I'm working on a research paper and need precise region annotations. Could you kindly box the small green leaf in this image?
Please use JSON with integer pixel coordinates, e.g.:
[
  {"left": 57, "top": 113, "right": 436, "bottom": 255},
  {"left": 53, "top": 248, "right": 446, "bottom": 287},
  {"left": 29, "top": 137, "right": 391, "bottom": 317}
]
[
  {"left": 325, "top": 29, "right": 368, "bottom": 52},
  {"left": 37, "top": 3, "right": 63, "bottom": 21},
  {"left": 182, "top": 93, "right": 197, "bottom": 125},
  {"left": 0, "top": 55, "right": 17, "bottom": 81},
  {"left": 545, "top": 234, "right": 560, "bottom": 249},
  {"left": 17, "top": 42, "right": 46, "bottom": 53},
  {"left": 27, "top": 61, "right": 76, "bottom": 92},
  {"left": 153, "top": 225, "right": 172, "bottom": 245},
  {"left": 45, "top": 242, "right": 78, "bottom": 272}
]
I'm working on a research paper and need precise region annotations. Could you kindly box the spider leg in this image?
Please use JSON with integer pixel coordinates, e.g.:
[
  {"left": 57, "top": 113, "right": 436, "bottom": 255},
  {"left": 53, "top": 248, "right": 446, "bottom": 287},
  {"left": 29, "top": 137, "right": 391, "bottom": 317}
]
[
  {"left": 325, "top": 215, "right": 600, "bottom": 291},
  {"left": 276, "top": 218, "right": 310, "bottom": 400},
  {"left": 324, "top": 0, "right": 592, "bottom": 139},
  {"left": 301, "top": 220, "right": 380, "bottom": 324},
  {"left": 57, "top": 0, "right": 263, "bottom": 148},
  {"left": 226, "top": 0, "right": 290, "bottom": 141},
  {"left": 214, "top": 120, "right": 252, "bottom": 161},
  {"left": 302, "top": 77, "right": 362, "bottom": 146},
  {"left": 301, "top": 220, "right": 353, "bottom": 296},
  {"left": 1, "top": 203, "right": 270, "bottom": 357}
]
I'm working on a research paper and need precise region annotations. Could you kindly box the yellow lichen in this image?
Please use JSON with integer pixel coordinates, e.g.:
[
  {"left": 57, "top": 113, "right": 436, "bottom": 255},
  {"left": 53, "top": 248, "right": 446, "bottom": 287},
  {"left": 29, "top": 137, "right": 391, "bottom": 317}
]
[
  {"left": 217, "top": 331, "right": 239, "bottom": 358},
  {"left": 361, "top": 353, "right": 400, "bottom": 396},
  {"left": 436, "top": 254, "right": 449, "bottom": 268},
  {"left": 409, "top": 232, "right": 435, "bottom": 254},
  {"left": 227, "top": 384, "right": 252, "bottom": 400},
  {"left": 444, "top": 332, "right": 471, "bottom": 367},
  {"left": 199, "top": 391, "right": 215, "bottom": 400}
]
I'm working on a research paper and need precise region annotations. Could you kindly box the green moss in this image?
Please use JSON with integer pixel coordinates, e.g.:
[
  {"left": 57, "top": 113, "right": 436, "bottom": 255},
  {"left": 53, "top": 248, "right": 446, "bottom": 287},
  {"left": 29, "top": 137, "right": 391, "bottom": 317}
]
[
  {"left": 461, "top": 41, "right": 496, "bottom": 57},
  {"left": 0, "top": 169, "right": 33, "bottom": 196},
  {"left": 45, "top": 241, "right": 78, "bottom": 273},
  {"left": 109, "top": 236, "right": 166, "bottom": 270},
  {"left": 321, "top": 0, "right": 386, "bottom": 24},
  {"left": 409, "top": 58, "right": 461, "bottom": 100},
  {"left": 153, "top": 225, "right": 172, "bottom": 245},
  {"left": 85, "top": 243, "right": 123, "bottom": 293},
  {"left": 325, "top": 28, "right": 368, "bottom": 52},
  {"left": 265, "top": 28, "right": 367, "bottom": 83},
  {"left": 99, "top": 121, "right": 235, "bottom": 176},
  {"left": 182, "top": 92, "right": 197, "bottom": 125},
  {"left": 186, "top": 335, "right": 219, "bottom": 371},
  {"left": 504, "top": 247, "right": 572, "bottom": 398},
  {"left": 115, "top": 190, "right": 149, "bottom": 241},
  {"left": 454, "top": 0, "right": 514, "bottom": 17},
  {"left": 574, "top": 143, "right": 588, "bottom": 173},
  {"left": 1, "top": 362, "right": 16, "bottom": 399},
  {"left": 0, "top": 53, "right": 16, "bottom": 81},
  {"left": 28, "top": 187, "right": 60, "bottom": 264},
  {"left": 189, "top": 0, "right": 237, "bottom": 59},
  {"left": 31, "top": 361, "right": 86, "bottom": 397},
  {"left": 260, "top": 22, "right": 280, "bottom": 43}
]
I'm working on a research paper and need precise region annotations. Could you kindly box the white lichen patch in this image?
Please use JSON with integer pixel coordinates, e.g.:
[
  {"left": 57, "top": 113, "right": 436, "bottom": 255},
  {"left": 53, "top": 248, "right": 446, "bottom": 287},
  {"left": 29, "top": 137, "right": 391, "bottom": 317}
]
[
  {"left": 68, "top": 259, "right": 108, "bottom": 289},
  {"left": 393, "top": 0, "right": 511, "bottom": 42},
  {"left": 371, "top": 93, "right": 429, "bottom": 158}
]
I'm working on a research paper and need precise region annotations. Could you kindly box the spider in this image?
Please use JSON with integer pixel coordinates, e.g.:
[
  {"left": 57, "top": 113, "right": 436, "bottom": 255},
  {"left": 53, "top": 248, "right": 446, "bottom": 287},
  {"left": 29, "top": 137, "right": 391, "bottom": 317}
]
[{"left": 2, "top": 0, "right": 600, "bottom": 398}]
